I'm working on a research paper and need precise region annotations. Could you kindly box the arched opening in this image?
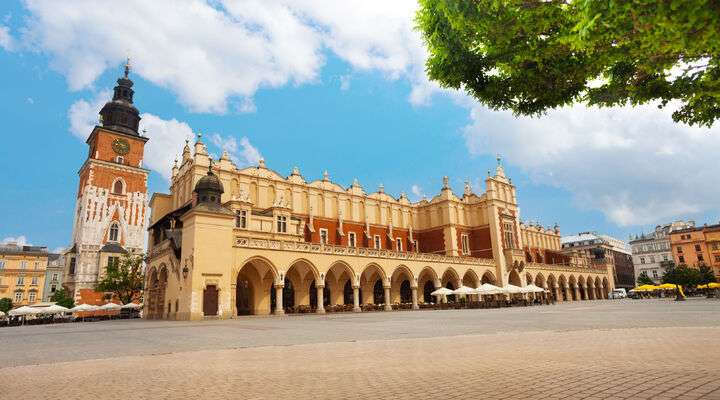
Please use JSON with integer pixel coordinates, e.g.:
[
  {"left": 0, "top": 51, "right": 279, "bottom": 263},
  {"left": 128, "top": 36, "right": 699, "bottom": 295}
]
[
  {"left": 423, "top": 280, "right": 435, "bottom": 304},
  {"left": 559, "top": 275, "right": 568, "bottom": 301},
  {"left": 569, "top": 276, "right": 578, "bottom": 301},
  {"left": 481, "top": 271, "right": 497, "bottom": 284},
  {"left": 508, "top": 269, "right": 522, "bottom": 286},
  {"left": 445, "top": 280, "right": 456, "bottom": 302},
  {"left": 390, "top": 266, "right": 413, "bottom": 305},
  {"left": 146, "top": 268, "right": 159, "bottom": 318},
  {"left": 602, "top": 277, "right": 609, "bottom": 299},
  {"left": 441, "top": 268, "right": 459, "bottom": 302},
  {"left": 112, "top": 179, "right": 124, "bottom": 194},
  {"left": 359, "top": 264, "right": 386, "bottom": 305},
  {"left": 462, "top": 269, "right": 480, "bottom": 288},
  {"left": 417, "top": 267, "right": 438, "bottom": 303},
  {"left": 546, "top": 274, "right": 557, "bottom": 301},
  {"left": 270, "top": 277, "right": 295, "bottom": 312},
  {"left": 108, "top": 222, "right": 120, "bottom": 242},
  {"left": 235, "top": 258, "right": 276, "bottom": 315},
  {"left": 309, "top": 279, "right": 330, "bottom": 309},
  {"left": 285, "top": 259, "right": 319, "bottom": 312},
  {"left": 595, "top": 277, "right": 603, "bottom": 299},
  {"left": 372, "top": 279, "right": 385, "bottom": 304},
  {"left": 327, "top": 262, "right": 354, "bottom": 307}
]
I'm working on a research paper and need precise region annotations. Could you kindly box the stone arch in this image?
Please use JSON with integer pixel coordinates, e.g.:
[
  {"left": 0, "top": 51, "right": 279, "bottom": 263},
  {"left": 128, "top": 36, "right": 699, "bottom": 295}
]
[
  {"left": 235, "top": 257, "right": 278, "bottom": 315},
  {"left": 525, "top": 272, "right": 534, "bottom": 287},
  {"left": 546, "top": 273, "right": 557, "bottom": 301},
  {"left": 156, "top": 265, "right": 169, "bottom": 318},
  {"left": 326, "top": 260, "right": 356, "bottom": 306},
  {"left": 586, "top": 276, "right": 596, "bottom": 300},
  {"left": 578, "top": 275, "right": 587, "bottom": 300},
  {"left": 569, "top": 275, "right": 578, "bottom": 301},
  {"left": 534, "top": 272, "right": 546, "bottom": 288},
  {"left": 359, "top": 263, "right": 387, "bottom": 305},
  {"left": 111, "top": 177, "right": 126, "bottom": 195},
  {"left": 481, "top": 270, "right": 497, "bottom": 284},
  {"left": 390, "top": 265, "right": 414, "bottom": 304},
  {"left": 594, "top": 276, "right": 603, "bottom": 299},
  {"left": 441, "top": 267, "right": 460, "bottom": 302},
  {"left": 462, "top": 269, "right": 480, "bottom": 288},
  {"left": 417, "top": 266, "right": 439, "bottom": 304},
  {"left": 285, "top": 258, "right": 321, "bottom": 310},
  {"left": 602, "top": 277, "right": 610, "bottom": 299},
  {"left": 558, "top": 274, "right": 568, "bottom": 302}
]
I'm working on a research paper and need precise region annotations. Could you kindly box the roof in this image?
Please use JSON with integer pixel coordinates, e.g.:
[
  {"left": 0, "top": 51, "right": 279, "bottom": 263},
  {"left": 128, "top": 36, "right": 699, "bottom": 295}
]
[
  {"left": 99, "top": 243, "right": 128, "bottom": 254},
  {"left": 561, "top": 232, "right": 631, "bottom": 255}
]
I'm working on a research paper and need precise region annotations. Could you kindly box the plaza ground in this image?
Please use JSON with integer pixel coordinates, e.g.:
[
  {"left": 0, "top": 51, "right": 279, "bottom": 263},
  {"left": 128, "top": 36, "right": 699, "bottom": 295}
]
[{"left": 1, "top": 298, "right": 719, "bottom": 399}]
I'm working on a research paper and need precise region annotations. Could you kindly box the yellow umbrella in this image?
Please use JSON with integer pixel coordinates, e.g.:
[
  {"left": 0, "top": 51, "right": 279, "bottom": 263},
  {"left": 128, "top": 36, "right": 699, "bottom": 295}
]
[
  {"left": 657, "top": 283, "right": 678, "bottom": 290},
  {"left": 632, "top": 284, "right": 659, "bottom": 292},
  {"left": 697, "top": 282, "right": 720, "bottom": 289}
]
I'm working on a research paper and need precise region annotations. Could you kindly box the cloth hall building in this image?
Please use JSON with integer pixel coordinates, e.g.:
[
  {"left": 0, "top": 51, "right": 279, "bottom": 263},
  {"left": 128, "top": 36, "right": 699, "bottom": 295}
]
[{"left": 145, "top": 139, "right": 614, "bottom": 320}]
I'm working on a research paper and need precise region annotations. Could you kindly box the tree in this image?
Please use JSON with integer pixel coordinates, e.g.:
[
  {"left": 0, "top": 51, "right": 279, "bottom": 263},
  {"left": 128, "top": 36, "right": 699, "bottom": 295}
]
[
  {"left": 661, "top": 261, "right": 701, "bottom": 300},
  {"left": 0, "top": 297, "right": 12, "bottom": 314},
  {"left": 96, "top": 254, "right": 145, "bottom": 304},
  {"left": 636, "top": 271, "right": 655, "bottom": 286},
  {"left": 417, "top": 0, "right": 720, "bottom": 127},
  {"left": 50, "top": 288, "right": 75, "bottom": 309},
  {"left": 698, "top": 264, "right": 717, "bottom": 285}
]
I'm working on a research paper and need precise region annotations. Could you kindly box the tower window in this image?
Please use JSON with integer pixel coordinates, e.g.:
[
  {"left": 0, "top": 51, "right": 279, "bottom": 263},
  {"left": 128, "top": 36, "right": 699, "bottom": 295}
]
[
  {"left": 348, "top": 232, "right": 356, "bottom": 248},
  {"left": 396, "top": 238, "right": 403, "bottom": 252},
  {"left": 461, "top": 234, "right": 470, "bottom": 255},
  {"left": 320, "top": 229, "right": 329, "bottom": 245},
  {"left": 68, "top": 257, "right": 76, "bottom": 275},
  {"left": 109, "top": 222, "right": 120, "bottom": 242},
  {"left": 236, "top": 210, "right": 247, "bottom": 229},
  {"left": 374, "top": 235, "right": 381, "bottom": 250},
  {"left": 112, "top": 179, "right": 124, "bottom": 194},
  {"left": 115, "top": 156, "right": 125, "bottom": 164}
]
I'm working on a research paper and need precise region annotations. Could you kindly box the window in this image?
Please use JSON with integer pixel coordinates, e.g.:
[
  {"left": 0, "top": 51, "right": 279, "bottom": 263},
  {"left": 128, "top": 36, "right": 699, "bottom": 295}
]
[
  {"left": 16, "top": 276, "right": 24, "bottom": 285},
  {"left": 235, "top": 210, "right": 247, "bottom": 229},
  {"left": 28, "top": 292, "right": 36, "bottom": 303},
  {"left": 679, "top": 255, "right": 685, "bottom": 263},
  {"left": 677, "top": 246, "right": 683, "bottom": 253},
  {"left": 503, "top": 222, "right": 515, "bottom": 249},
  {"left": 712, "top": 243, "right": 720, "bottom": 251},
  {"left": 107, "top": 256, "right": 119, "bottom": 269},
  {"left": 662, "top": 254, "right": 668, "bottom": 261},
  {"left": 20, "top": 261, "right": 27, "bottom": 270},
  {"left": 698, "top": 254, "right": 704, "bottom": 262},
  {"left": 695, "top": 244, "right": 702, "bottom": 252},
  {"left": 715, "top": 255, "right": 720, "bottom": 263},
  {"left": 0, "top": 260, "right": 4, "bottom": 270},
  {"left": 68, "top": 257, "right": 76, "bottom": 275},
  {"left": 320, "top": 229, "right": 329, "bottom": 245},
  {"left": 109, "top": 222, "right": 120, "bottom": 242},
  {"left": 348, "top": 232, "right": 356, "bottom": 248},
  {"left": 396, "top": 238, "right": 403, "bottom": 252},
  {"left": 51, "top": 284, "right": 57, "bottom": 293},
  {"left": 31, "top": 276, "right": 38, "bottom": 285},
  {"left": 276, "top": 215, "right": 287, "bottom": 233},
  {"left": 14, "top": 292, "right": 23, "bottom": 303},
  {"left": 461, "top": 234, "right": 470, "bottom": 255},
  {"left": 649, "top": 256, "right": 655, "bottom": 263},
  {"left": 34, "top": 261, "right": 39, "bottom": 270},
  {"left": 413, "top": 240, "right": 419, "bottom": 252},
  {"left": 115, "top": 156, "right": 124, "bottom": 165},
  {"left": 652, "top": 270, "right": 658, "bottom": 279},
  {"left": 52, "top": 273, "right": 58, "bottom": 281},
  {"left": 374, "top": 235, "right": 381, "bottom": 249},
  {"left": 112, "top": 179, "right": 124, "bottom": 194},
  {"left": 640, "top": 257, "right": 645, "bottom": 264}
]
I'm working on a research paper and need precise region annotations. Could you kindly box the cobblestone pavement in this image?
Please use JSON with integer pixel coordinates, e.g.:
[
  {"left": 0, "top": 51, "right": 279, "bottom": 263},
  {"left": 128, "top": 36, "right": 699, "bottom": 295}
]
[{"left": 2, "top": 299, "right": 720, "bottom": 399}]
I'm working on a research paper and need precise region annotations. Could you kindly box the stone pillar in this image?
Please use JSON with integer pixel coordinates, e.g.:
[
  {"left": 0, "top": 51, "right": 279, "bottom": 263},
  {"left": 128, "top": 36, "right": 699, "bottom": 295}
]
[
  {"left": 564, "top": 284, "right": 571, "bottom": 301},
  {"left": 352, "top": 286, "right": 361, "bottom": 312},
  {"left": 383, "top": 286, "right": 392, "bottom": 311},
  {"left": 274, "top": 285, "right": 284, "bottom": 315},
  {"left": 411, "top": 287, "right": 419, "bottom": 310},
  {"left": 316, "top": 285, "right": 325, "bottom": 314},
  {"left": 588, "top": 286, "right": 595, "bottom": 300},
  {"left": 599, "top": 284, "right": 606, "bottom": 299},
  {"left": 573, "top": 285, "right": 580, "bottom": 301}
]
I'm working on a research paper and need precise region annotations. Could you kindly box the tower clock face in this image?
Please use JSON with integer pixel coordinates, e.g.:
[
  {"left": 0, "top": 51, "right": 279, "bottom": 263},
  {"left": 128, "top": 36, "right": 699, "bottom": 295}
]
[{"left": 112, "top": 138, "right": 130, "bottom": 155}]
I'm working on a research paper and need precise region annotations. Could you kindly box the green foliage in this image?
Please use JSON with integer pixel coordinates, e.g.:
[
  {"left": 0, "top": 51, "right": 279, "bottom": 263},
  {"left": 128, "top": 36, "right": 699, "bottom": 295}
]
[
  {"left": 0, "top": 297, "right": 12, "bottom": 313},
  {"left": 636, "top": 271, "right": 655, "bottom": 286},
  {"left": 50, "top": 288, "right": 75, "bottom": 309},
  {"left": 96, "top": 254, "right": 145, "bottom": 304},
  {"left": 661, "top": 262, "right": 701, "bottom": 287},
  {"left": 698, "top": 265, "right": 717, "bottom": 285},
  {"left": 417, "top": 0, "right": 720, "bottom": 126}
]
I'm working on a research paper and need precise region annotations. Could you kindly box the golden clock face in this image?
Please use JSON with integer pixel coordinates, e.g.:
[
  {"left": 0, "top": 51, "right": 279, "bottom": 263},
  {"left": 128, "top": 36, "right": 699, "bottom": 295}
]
[{"left": 112, "top": 138, "right": 130, "bottom": 155}]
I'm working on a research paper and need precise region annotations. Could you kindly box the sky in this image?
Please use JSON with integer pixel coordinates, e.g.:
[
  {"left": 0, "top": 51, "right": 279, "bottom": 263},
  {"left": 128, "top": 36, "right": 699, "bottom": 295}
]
[{"left": 0, "top": 0, "right": 718, "bottom": 253}]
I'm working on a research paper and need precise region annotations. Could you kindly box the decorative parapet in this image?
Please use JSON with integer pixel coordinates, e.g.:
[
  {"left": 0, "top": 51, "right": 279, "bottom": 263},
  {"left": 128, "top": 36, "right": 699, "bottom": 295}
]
[
  {"left": 525, "top": 261, "right": 608, "bottom": 274},
  {"left": 148, "top": 239, "right": 173, "bottom": 259},
  {"left": 234, "top": 236, "right": 495, "bottom": 266}
]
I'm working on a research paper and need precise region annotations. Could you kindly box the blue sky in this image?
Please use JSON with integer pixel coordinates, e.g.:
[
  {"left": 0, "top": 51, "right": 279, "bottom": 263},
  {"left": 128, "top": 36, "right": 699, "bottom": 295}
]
[{"left": 1, "top": 1, "right": 718, "bottom": 252}]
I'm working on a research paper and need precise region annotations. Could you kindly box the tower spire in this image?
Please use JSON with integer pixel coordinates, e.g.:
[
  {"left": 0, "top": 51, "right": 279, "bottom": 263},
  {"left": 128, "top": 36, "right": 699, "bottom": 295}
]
[
  {"left": 98, "top": 58, "right": 141, "bottom": 135},
  {"left": 124, "top": 57, "right": 131, "bottom": 78}
]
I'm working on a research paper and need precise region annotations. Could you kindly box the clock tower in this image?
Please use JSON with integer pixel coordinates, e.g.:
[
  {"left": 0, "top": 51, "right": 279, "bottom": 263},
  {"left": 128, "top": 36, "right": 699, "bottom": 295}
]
[{"left": 63, "top": 60, "right": 150, "bottom": 303}]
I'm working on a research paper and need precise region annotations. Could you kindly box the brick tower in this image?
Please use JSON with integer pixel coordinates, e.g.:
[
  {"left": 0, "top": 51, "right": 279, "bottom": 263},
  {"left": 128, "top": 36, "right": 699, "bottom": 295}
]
[{"left": 63, "top": 60, "right": 149, "bottom": 303}]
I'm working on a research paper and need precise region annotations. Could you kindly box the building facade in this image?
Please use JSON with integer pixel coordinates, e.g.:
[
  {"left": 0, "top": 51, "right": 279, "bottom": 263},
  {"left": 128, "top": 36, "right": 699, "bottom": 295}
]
[
  {"left": 62, "top": 62, "right": 149, "bottom": 303},
  {"left": 0, "top": 243, "right": 48, "bottom": 305},
  {"left": 42, "top": 254, "right": 64, "bottom": 302},
  {"left": 629, "top": 221, "right": 695, "bottom": 284},
  {"left": 561, "top": 232, "right": 634, "bottom": 290},
  {"left": 670, "top": 223, "right": 720, "bottom": 278},
  {"left": 144, "top": 141, "right": 614, "bottom": 321}
]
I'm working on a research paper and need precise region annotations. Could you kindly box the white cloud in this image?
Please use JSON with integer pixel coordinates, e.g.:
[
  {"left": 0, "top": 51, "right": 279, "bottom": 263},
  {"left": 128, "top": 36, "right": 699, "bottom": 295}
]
[
  {"left": 2, "top": 236, "right": 30, "bottom": 246},
  {"left": 209, "top": 133, "right": 262, "bottom": 167},
  {"left": 462, "top": 101, "right": 720, "bottom": 226},
  {"left": 19, "top": 0, "right": 435, "bottom": 112},
  {"left": 339, "top": 75, "right": 351, "bottom": 91},
  {"left": 0, "top": 25, "right": 13, "bottom": 50},
  {"left": 410, "top": 184, "right": 424, "bottom": 201}
]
